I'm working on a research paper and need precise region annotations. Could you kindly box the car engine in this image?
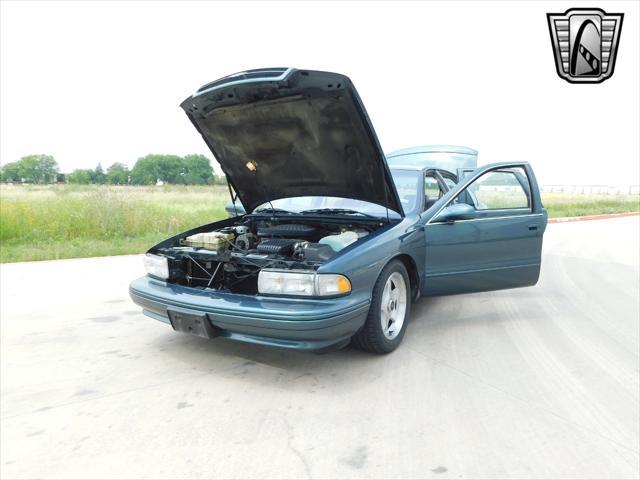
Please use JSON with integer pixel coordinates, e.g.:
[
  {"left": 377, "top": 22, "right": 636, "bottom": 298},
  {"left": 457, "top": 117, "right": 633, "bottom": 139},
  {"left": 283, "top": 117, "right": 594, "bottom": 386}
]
[{"left": 152, "top": 217, "right": 374, "bottom": 294}]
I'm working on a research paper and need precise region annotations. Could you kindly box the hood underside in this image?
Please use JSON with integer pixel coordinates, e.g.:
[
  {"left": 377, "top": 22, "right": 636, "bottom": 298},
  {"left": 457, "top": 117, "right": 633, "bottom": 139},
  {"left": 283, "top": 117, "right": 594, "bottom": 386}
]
[{"left": 181, "top": 68, "right": 403, "bottom": 215}]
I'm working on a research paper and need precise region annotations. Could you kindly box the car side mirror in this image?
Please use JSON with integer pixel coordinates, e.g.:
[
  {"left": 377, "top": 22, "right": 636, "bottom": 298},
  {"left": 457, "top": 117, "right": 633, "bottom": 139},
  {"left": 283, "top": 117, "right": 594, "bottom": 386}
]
[{"left": 434, "top": 203, "right": 476, "bottom": 223}]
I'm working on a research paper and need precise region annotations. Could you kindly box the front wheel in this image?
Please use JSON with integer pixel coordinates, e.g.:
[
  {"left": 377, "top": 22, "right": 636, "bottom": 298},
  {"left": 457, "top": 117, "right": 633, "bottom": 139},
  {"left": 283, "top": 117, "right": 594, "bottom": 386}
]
[{"left": 351, "top": 260, "right": 411, "bottom": 354}]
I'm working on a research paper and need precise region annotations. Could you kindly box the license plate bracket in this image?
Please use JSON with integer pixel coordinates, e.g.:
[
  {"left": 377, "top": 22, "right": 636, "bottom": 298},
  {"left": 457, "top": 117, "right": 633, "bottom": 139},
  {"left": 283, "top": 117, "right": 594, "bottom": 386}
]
[{"left": 167, "top": 309, "right": 221, "bottom": 339}]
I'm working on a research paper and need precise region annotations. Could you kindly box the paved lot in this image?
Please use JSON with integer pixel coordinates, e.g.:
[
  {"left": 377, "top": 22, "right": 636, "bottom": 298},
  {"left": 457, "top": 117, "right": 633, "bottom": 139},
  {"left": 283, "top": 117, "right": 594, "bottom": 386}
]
[{"left": 1, "top": 217, "right": 639, "bottom": 479}]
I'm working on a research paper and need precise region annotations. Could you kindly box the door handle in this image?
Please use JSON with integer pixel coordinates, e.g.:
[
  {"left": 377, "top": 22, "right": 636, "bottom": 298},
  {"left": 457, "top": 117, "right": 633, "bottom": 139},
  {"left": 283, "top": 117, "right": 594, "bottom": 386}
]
[{"left": 528, "top": 224, "right": 538, "bottom": 231}]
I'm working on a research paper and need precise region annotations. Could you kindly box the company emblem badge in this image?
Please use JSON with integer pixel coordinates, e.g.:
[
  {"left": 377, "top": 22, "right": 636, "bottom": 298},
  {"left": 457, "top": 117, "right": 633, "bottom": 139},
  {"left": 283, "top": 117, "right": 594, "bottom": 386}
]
[{"left": 547, "top": 8, "right": 624, "bottom": 83}]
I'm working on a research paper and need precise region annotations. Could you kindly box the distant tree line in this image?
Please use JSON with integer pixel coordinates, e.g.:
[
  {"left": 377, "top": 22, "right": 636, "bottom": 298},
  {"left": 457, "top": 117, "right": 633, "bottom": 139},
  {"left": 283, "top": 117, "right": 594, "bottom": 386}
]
[
  {"left": 0, "top": 154, "right": 60, "bottom": 184},
  {"left": 0, "top": 153, "right": 229, "bottom": 185}
]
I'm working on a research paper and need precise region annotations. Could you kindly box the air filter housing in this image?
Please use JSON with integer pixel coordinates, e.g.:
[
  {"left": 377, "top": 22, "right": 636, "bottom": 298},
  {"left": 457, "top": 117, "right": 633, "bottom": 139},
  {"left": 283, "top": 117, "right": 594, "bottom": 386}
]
[{"left": 256, "top": 239, "right": 298, "bottom": 255}]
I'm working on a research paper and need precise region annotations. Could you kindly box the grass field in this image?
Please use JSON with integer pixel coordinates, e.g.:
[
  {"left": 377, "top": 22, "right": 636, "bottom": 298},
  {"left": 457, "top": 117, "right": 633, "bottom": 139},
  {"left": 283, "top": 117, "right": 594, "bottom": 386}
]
[
  {"left": 0, "top": 184, "right": 228, "bottom": 263},
  {"left": 1, "top": 184, "right": 638, "bottom": 263}
]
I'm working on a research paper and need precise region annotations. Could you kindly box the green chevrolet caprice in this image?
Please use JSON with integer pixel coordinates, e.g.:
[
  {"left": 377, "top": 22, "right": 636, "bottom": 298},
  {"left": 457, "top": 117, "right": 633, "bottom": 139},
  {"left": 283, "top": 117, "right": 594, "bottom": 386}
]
[{"left": 129, "top": 68, "right": 547, "bottom": 354}]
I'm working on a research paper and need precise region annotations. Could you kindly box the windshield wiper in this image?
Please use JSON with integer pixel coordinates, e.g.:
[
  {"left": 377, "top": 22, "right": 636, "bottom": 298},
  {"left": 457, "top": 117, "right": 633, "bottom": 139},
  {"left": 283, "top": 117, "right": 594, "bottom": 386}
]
[
  {"left": 250, "top": 207, "right": 298, "bottom": 216},
  {"left": 300, "top": 208, "right": 380, "bottom": 220}
]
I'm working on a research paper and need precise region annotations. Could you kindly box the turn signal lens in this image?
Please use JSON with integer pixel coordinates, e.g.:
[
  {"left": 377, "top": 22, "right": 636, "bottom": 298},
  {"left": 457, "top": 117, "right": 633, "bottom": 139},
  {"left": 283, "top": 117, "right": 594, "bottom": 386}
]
[
  {"left": 316, "top": 274, "right": 352, "bottom": 296},
  {"left": 337, "top": 276, "right": 351, "bottom": 293}
]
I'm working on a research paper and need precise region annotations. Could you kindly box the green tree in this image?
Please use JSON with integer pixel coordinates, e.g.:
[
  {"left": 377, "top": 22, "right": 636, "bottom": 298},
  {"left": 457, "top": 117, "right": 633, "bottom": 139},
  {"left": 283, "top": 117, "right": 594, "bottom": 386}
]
[
  {"left": 67, "top": 169, "right": 93, "bottom": 184},
  {"left": 106, "top": 163, "right": 130, "bottom": 184},
  {"left": 130, "top": 154, "right": 184, "bottom": 185},
  {"left": 181, "top": 154, "right": 214, "bottom": 185},
  {"left": 92, "top": 164, "right": 106, "bottom": 184},
  {"left": 4, "top": 154, "right": 59, "bottom": 183},
  {"left": 0, "top": 162, "right": 22, "bottom": 182}
]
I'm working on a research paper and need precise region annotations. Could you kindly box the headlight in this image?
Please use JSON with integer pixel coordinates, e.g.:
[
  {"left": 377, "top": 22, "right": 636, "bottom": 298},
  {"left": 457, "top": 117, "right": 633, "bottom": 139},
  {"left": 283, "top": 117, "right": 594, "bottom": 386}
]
[
  {"left": 257, "top": 270, "right": 351, "bottom": 297},
  {"left": 143, "top": 254, "right": 169, "bottom": 280}
]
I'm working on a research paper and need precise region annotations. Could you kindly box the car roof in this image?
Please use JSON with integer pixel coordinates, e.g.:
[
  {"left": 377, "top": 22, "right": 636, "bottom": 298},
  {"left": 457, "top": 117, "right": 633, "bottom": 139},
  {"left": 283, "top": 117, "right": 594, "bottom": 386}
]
[
  {"left": 386, "top": 145, "right": 478, "bottom": 173},
  {"left": 389, "top": 165, "right": 429, "bottom": 172},
  {"left": 387, "top": 145, "right": 478, "bottom": 157},
  {"left": 389, "top": 165, "right": 457, "bottom": 176}
]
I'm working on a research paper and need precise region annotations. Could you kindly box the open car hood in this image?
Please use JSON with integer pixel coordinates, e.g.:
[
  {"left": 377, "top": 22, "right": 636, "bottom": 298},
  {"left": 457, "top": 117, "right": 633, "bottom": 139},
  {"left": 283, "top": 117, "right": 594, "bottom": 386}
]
[{"left": 181, "top": 68, "right": 403, "bottom": 215}]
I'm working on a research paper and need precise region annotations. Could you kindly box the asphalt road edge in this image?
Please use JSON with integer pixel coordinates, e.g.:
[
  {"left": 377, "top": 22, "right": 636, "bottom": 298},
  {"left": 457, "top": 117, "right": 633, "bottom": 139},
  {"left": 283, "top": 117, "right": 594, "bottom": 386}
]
[{"left": 548, "top": 211, "right": 640, "bottom": 223}]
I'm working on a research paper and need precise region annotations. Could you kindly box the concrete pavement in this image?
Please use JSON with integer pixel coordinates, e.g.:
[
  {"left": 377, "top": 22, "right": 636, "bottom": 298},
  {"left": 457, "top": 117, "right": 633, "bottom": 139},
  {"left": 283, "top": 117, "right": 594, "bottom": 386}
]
[{"left": 1, "top": 217, "right": 638, "bottom": 479}]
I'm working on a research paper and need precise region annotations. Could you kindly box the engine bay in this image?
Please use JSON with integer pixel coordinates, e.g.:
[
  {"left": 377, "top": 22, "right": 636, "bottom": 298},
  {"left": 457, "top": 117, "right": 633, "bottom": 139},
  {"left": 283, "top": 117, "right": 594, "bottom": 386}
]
[{"left": 152, "top": 216, "right": 381, "bottom": 294}]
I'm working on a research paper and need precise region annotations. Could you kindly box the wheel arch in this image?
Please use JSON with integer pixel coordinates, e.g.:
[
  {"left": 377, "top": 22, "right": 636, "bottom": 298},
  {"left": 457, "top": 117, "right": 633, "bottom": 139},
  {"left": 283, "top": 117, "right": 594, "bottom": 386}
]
[{"left": 390, "top": 254, "right": 420, "bottom": 301}]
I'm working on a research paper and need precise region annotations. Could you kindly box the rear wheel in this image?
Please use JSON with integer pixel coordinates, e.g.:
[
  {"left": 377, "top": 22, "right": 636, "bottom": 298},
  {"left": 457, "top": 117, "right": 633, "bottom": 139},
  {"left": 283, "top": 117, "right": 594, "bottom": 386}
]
[{"left": 351, "top": 260, "right": 411, "bottom": 354}]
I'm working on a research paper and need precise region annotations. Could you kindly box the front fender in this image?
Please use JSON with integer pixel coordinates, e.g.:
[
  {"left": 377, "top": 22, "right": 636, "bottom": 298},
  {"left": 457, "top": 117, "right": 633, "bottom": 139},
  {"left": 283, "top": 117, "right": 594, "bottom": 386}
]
[{"left": 318, "top": 216, "right": 425, "bottom": 300}]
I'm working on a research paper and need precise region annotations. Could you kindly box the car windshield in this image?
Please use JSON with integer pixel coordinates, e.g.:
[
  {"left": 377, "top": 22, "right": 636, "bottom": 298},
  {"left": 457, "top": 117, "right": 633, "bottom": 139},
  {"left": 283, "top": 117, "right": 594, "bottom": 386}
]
[{"left": 253, "top": 170, "right": 421, "bottom": 217}]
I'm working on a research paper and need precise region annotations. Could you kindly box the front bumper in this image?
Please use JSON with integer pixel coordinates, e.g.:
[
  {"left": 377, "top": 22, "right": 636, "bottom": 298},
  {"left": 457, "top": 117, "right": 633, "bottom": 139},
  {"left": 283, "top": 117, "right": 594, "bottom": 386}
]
[{"left": 129, "top": 276, "right": 370, "bottom": 350}]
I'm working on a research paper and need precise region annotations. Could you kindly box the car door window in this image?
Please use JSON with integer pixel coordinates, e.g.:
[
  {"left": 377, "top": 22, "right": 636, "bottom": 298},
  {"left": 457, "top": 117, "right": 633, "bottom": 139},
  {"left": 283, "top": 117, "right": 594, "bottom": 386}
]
[
  {"left": 443, "top": 177, "right": 456, "bottom": 190},
  {"left": 463, "top": 167, "right": 531, "bottom": 211},
  {"left": 424, "top": 175, "right": 441, "bottom": 197},
  {"left": 391, "top": 170, "right": 421, "bottom": 212},
  {"left": 424, "top": 173, "right": 446, "bottom": 211}
]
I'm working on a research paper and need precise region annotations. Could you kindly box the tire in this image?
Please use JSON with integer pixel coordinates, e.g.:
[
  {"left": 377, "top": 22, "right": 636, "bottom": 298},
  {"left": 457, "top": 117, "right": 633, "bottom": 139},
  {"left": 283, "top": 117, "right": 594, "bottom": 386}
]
[{"left": 351, "top": 260, "right": 411, "bottom": 354}]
